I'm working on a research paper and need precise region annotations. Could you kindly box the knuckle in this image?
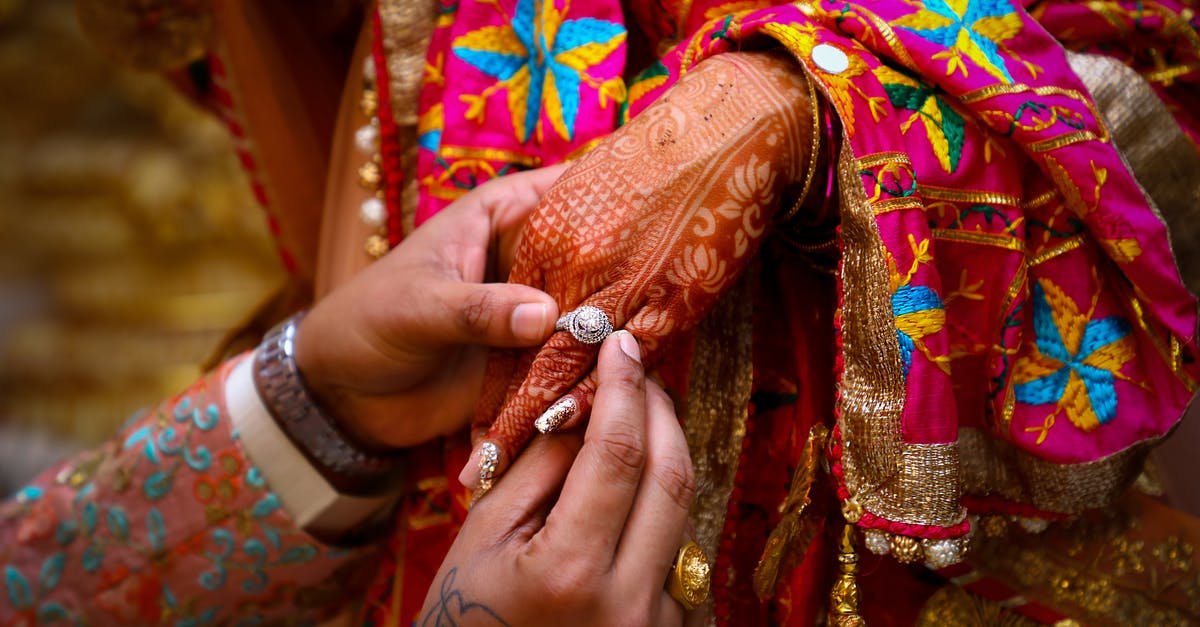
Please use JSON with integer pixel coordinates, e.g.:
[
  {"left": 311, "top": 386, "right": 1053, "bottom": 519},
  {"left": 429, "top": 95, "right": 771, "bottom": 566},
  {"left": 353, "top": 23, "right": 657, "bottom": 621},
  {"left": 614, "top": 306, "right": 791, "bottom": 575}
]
[
  {"left": 652, "top": 456, "right": 697, "bottom": 512},
  {"left": 457, "top": 289, "right": 496, "bottom": 334},
  {"left": 592, "top": 428, "right": 646, "bottom": 481},
  {"left": 536, "top": 556, "right": 599, "bottom": 607},
  {"left": 606, "top": 364, "right": 646, "bottom": 395}
]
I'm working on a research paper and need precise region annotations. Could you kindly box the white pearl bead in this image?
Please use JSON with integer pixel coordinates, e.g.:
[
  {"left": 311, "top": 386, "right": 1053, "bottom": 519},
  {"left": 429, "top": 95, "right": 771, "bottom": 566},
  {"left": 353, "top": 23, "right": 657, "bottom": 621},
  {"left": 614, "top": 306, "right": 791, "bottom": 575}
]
[
  {"left": 360, "top": 197, "right": 387, "bottom": 227},
  {"left": 1018, "top": 516, "right": 1049, "bottom": 534},
  {"left": 864, "top": 530, "right": 890, "bottom": 555},
  {"left": 362, "top": 56, "right": 376, "bottom": 82},
  {"left": 355, "top": 123, "right": 379, "bottom": 154},
  {"left": 922, "top": 538, "right": 962, "bottom": 570}
]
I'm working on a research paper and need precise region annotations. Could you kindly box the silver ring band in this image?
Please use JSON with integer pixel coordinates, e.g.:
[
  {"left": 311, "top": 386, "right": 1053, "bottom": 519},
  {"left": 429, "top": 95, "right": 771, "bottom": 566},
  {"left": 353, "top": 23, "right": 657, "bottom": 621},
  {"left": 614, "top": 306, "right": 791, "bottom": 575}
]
[{"left": 554, "top": 306, "right": 614, "bottom": 344}]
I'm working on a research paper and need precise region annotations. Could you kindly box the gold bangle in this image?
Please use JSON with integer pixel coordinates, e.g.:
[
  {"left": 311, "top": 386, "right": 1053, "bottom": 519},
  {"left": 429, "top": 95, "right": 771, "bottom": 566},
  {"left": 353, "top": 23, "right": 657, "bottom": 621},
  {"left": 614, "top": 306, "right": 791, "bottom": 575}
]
[{"left": 776, "top": 67, "right": 825, "bottom": 225}]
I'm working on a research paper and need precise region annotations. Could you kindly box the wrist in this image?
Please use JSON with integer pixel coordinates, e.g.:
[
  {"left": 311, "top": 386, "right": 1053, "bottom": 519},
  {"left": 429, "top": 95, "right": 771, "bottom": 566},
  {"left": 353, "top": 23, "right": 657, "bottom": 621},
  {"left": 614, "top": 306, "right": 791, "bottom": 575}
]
[
  {"left": 290, "top": 311, "right": 397, "bottom": 453},
  {"left": 254, "top": 311, "right": 407, "bottom": 496}
]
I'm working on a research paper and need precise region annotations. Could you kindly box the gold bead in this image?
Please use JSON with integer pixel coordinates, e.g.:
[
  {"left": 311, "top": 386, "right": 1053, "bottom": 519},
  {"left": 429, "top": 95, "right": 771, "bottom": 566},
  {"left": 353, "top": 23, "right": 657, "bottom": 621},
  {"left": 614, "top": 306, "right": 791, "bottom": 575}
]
[
  {"left": 889, "top": 535, "right": 923, "bottom": 564},
  {"left": 981, "top": 514, "right": 1009, "bottom": 538},
  {"left": 841, "top": 498, "right": 863, "bottom": 523},
  {"left": 358, "top": 161, "right": 381, "bottom": 189},
  {"left": 364, "top": 234, "right": 390, "bottom": 259},
  {"left": 360, "top": 89, "right": 378, "bottom": 117}
]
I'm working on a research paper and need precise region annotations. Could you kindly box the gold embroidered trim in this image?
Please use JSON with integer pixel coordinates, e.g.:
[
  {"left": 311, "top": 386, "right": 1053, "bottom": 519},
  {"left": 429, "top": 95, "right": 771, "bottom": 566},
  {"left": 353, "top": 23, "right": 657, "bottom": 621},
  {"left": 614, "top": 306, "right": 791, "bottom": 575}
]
[
  {"left": 835, "top": 140, "right": 964, "bottom": 528},
  {"left": 1028, "top": 130, "right": 1102, "bottom": 153},
  {"left": 919, "top": 186, "right": 1022, "bottom": 208},
  {"left": 872, "top": 197, "right": 925, "bottom": 215},
  {"left": 378, "top": 0, "right": 437, "bottom": 235},
  {"left": 1024, "top": 188, "right": 1059, "bottom": 210},
  {"left": 860, "top": 442, "right": 964, "bottom": 526},
  {"left": 1029, "top": 235, "right": 1085, "bottom": 266},
  {"left": 683, "top": 274, "right": 755, "bottom": 568},
  {"left": 957, "top": 427, "right": 1165, "bottom": 513},
  {"left": 932, "top": 229, "right": 1024, "bottom": 252},
  {"left": 856, "top": 151, "right": 912, "bottom": 169},
  {"left": 438, "top": 144, "right": 542, "bottom": 167}
]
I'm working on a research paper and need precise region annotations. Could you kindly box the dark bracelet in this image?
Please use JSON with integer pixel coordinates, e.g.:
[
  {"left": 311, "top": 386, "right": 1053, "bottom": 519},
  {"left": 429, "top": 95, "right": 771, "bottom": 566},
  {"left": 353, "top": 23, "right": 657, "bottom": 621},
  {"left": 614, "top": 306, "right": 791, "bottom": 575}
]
[{"left": 253, "top": 312, "right": 406, "bottom": 497}]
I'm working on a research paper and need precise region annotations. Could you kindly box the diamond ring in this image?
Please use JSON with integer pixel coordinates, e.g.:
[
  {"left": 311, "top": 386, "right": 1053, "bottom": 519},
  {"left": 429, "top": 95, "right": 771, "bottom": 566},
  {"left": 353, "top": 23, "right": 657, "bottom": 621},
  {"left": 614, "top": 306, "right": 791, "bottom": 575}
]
[{"left": 554, "top": 306, "right": 614, "bottom": 344}]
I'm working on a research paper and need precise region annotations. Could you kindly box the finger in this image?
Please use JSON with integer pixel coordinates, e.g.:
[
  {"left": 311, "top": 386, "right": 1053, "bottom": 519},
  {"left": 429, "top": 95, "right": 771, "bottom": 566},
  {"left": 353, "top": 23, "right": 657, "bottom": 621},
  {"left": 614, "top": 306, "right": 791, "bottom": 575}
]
[
  {"left": 532, "top": 329, "right": 648, "bottom": 559},
  {"left": 464, "top": 428, "right": 583, "bottom": 543},
  {"left": 416, "top": 281, "right": 559, "bottom": 348},
  {"left": 539, "top": 330, "right": 647, "bottom": 563},
  {"left": 614, "top": 379, "right": 694, "bottom": 578},
  {"left": 460, "top": 323, "right": 599, "bottom": 489},
  {"left": 533, "top": 375, "right": 595, "bottom": 434},
  {"left": 479, "top": 163, "right": 571, "bottom": 232},
  {"left": 656, "top": 591, "right": 688, "bottom": 627}
]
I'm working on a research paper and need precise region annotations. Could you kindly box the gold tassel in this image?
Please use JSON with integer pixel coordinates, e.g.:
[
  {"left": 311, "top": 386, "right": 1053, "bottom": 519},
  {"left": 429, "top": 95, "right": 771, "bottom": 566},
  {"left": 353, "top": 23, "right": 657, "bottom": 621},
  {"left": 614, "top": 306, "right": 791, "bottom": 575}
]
[
  {"left": 752, "top": 424, "right": 829, "bottom": 600},
  {"left": 828, "top": 523, "right": 866, "bottom": 626}
]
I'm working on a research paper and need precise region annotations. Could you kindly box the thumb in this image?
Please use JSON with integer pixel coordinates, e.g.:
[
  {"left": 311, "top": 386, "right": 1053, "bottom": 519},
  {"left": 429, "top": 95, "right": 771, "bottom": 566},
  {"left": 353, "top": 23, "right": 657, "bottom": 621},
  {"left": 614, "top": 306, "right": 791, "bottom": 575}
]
[{"left": 422, "top": 281, "right": 559, "bottom": 348}]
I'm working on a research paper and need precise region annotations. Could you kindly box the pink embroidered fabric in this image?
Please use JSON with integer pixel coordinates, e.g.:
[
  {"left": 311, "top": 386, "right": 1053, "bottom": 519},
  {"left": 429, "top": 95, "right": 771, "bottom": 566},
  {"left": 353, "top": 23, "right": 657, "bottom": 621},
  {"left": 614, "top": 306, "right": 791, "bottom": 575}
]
[{"left": 0, "top": 355, "right": 368, "bottom": 625}]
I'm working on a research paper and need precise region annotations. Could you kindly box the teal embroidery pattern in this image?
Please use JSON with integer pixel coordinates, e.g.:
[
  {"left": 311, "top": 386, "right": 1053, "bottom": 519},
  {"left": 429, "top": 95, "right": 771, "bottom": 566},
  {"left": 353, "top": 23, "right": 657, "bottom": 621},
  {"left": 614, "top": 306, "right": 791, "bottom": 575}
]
[
  {"left": 0, "top": 364, "right": 362, "bottom": 625},
  {"left": 877, "top": 66, "right": 967, "bottom": 173}
]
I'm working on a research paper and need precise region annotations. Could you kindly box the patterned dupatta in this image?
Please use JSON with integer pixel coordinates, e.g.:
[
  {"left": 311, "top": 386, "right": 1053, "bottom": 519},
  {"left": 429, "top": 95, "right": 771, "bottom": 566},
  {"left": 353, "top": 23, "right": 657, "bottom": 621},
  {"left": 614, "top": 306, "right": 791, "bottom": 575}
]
[{"left": 366, "top": 0, "right": 1200, "bottom": 624}]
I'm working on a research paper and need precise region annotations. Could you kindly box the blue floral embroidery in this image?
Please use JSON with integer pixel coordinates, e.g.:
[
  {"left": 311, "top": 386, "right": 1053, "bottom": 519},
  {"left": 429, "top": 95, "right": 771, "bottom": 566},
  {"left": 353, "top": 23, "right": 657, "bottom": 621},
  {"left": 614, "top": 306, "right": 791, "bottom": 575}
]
[
  {"left": 452, "top": 0, "right": 625, "bottom": 141},
  {"left": 892, "top": 284, "right": 946, "bottom": 377}
]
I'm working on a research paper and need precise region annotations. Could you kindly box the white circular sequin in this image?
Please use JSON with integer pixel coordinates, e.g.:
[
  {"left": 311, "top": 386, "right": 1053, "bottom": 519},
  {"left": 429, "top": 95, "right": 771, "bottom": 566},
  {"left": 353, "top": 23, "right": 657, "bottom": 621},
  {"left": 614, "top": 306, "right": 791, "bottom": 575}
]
[
  {"left": 812, "top": 43, "right": 850, "bottom": 74},
  {"left": 360, "top": 197, "right": 387, "bottom": 227}
]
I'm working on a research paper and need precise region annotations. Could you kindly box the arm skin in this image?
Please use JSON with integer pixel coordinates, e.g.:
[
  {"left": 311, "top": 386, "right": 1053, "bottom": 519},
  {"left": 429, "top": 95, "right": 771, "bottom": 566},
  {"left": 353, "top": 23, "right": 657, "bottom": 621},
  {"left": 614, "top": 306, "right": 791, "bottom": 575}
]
[{"left": 468, "top": 49, "right": 816, "bottom": 484}]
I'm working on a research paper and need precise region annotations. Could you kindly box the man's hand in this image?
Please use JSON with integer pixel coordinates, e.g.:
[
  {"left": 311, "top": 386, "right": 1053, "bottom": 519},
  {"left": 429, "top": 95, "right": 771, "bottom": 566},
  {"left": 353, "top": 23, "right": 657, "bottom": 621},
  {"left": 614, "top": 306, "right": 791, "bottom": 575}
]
[{"left": 293, "top": 165, "right": 567, "bottom": 449}]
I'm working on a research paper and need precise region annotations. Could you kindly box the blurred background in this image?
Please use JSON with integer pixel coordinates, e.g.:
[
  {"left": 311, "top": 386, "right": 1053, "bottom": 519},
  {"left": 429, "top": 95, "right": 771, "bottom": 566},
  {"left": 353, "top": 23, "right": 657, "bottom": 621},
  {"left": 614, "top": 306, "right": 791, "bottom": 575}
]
[{"left": 0, "top": 0, "right": 282, "bottom": 494}]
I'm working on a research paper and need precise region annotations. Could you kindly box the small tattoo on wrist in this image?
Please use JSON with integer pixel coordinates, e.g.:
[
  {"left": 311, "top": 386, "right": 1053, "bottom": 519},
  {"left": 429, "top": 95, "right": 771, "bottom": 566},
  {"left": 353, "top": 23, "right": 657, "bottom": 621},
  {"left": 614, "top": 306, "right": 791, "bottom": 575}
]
[{"left": 421, "top": 567, "right": 510, "bottom": 627}]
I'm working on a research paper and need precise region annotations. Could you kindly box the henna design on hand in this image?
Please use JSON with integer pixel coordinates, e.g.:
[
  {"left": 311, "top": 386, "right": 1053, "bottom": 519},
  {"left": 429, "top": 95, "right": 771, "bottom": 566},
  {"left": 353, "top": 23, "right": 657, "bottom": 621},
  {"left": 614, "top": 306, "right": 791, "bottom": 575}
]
[{"left": 472, "top": 51, "right": 816, "bottom": 483}]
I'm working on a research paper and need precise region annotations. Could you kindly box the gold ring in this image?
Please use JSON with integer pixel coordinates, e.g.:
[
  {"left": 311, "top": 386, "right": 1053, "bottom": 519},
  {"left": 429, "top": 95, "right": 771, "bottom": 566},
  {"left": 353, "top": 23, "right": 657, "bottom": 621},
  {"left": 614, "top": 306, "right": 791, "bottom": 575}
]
[{"left": 667, "top": 541, "right": 711, "bottom": 610}]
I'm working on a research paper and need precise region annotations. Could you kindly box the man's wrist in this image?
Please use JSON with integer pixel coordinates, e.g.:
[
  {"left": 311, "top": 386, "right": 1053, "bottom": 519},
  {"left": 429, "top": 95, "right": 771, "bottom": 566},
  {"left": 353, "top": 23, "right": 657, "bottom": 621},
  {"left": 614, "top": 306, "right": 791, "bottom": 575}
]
[
  {"left": 226, "top": 355, "right": 400, "bottom": 540},
  {"left": 254, "top": 311, "right": 407, "bottom": 496}
]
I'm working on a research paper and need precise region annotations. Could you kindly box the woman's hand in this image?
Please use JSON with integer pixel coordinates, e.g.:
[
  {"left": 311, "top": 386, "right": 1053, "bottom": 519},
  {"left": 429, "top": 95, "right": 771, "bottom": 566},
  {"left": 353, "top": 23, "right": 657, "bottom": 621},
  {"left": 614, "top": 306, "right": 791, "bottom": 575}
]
[
  {"left": 419, "top": 331, "right": 698, "bottom": 627},
  {"left": 293, "top": 165, "right": 568, "bottom": 449},
  {"left": 465, "top": 51, "right": 815, "bottom": 484}
]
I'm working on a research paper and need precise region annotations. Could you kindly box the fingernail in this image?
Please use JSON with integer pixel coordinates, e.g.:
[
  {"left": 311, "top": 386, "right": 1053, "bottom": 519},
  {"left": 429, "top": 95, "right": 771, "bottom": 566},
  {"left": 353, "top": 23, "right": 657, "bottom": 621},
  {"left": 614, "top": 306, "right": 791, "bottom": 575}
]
[
  {"left": 511, "top": 302, "right": 549, "bottom": 343},
  {"left": 478, "top": 441, "right": 500, "bottom": 492},
  {"left": 458, "top": 440, "right": 502, "bottom": 500},
  {"left": 617, "top": 330, "right": 641, "bottom": 363},
  {"left": 459, "top": 446, "right": 482, "bottom": 489},
  {"left": 535, "top": 397, "right": 578, "bottom": 434}
]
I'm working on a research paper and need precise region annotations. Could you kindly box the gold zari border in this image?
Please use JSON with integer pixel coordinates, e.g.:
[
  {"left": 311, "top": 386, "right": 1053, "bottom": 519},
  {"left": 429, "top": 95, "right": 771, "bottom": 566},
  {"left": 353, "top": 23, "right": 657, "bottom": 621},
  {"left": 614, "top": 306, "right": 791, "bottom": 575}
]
[
  {"left": 958, "top": 427, "right": 1165, "bottom": 513},
  {"left": 837, "top": 142, "right": 964, "bottom": 527}
]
